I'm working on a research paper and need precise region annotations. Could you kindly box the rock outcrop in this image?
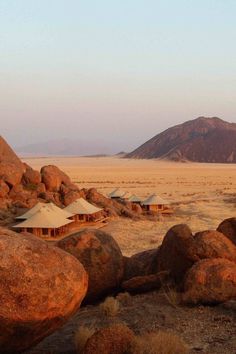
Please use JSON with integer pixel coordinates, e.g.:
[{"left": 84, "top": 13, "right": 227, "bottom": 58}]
[
  {"left": 0, "top": 136, "right": 24, "bottom": 187},
  {"left": 0, "top": 227, "right": 88, "bottom": 353},
  {"left": 0, "top": 136, "right": 141, "bottom": 220},
  {"left": 57, "top": 229, "right": 124, "bottom": 302},
  {"left": 183, "top": 258, "right": 236, "bottom": 304}
]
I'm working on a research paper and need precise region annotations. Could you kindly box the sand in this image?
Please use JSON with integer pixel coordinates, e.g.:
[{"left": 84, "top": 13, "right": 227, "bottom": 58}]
[{"left": 23, "top": 156, "right": 236, "bottom": 256}]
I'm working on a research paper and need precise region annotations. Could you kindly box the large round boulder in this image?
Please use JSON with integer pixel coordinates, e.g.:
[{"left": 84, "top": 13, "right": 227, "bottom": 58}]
[
  {"left": 157, "top": 224, "right": 195, "bottom": 284},
  {"left": 57, "top": 229, "right": 124, "bottom": 302},
  {"left": 193, "top": 230, "right": 236, "bottom": 263},
  {"left": 124, "top": 248, "right": 160, "bottom": 281},
  {"left": 0, "top": 227, "right": 88, "bottom": 353},
  {"left": 217, "top": 218, "right": 236, "bottom": 246},
  {"left": 183, "top": 258, "right": 236, "bottom": 304},
  {"left": 40, "top": 165, "right": 71, "bottom": 192},
  {"left": 83, "top": 324, "right": 135, "bottom": 354}
]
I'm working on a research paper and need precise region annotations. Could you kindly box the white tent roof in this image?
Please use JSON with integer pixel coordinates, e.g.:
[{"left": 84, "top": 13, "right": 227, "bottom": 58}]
[
  {"left": 13, "top": 206, "right": 73, "bottom": 229},
  {"left": 121, "top": 191, "right": 132, "bottom": 199},
  {"left": 128, "top": 194, "right": 142, "bottom": 203},
  {"left": 108, "top": 188, "right": 126, "bottom": 198},
  {"left": 142, "top": 194, "right": 169, "bottom": 206},
  {"left": 16, "top": 202, "right": 74, "bottom": 220},
  {"left": 64, "top": 198, "right": 102, "bottom": 215},
  {"left": 16, "top": 202, "right": 46, "bottom": 219}
]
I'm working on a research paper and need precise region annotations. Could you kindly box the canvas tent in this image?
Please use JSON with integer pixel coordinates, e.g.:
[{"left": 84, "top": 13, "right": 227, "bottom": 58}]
[
  {"left": 13, "top": 206, "right": 73, "bottom": 237},
  {"left": 16, "top": 202, "right": 74, "bottom": 220},
  {"left": 142, "top": 193, "right": 169, "bottom": 212},
  {"left": 108, "top": 188, "right": 126, "bottom": 199},
  {"left": 128, "top": 194, "right": 143, "bottom": 204},
  {"left": 64, "top": 198, "right": 103, "bottom": 222}
]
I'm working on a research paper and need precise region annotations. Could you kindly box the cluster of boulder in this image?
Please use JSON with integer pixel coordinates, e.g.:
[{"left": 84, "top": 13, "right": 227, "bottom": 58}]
[
  {"left": 0, "top": 217, "right": 236, "bottom": 352},
  {"left": 0, "top": 136, "right": 139, "bottom": 220},
  {"left": 123, "top": 218, "right": 236, "bottom": 304}
]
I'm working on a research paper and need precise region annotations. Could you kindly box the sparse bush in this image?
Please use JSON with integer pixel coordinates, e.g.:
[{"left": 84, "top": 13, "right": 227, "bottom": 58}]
[
  {"left": 130, "top": 331, "right": 189, "bottom": 354},
  {"left": 162, "top": 284, "right": 181, "bottom": 308},
  {"left": 74, "top": 325, "right": 96, "bottom": 354},
  {"left": 99, "top": 296, "right": 120, "bottom": 316}
]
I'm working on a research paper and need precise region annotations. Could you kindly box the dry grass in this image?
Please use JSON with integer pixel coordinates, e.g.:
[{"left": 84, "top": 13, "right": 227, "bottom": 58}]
[
  {"left": 131, "top": 331, "right": 189, "bottom": 354},
  {"left": 162, "top": 284, "right": 181, "bottom": 308},
  {"left": 99, "top": 296, "right": 120, "bottom": 317},
  {"left": 74, "top": 325, "right": 96, "bottom": 354}
]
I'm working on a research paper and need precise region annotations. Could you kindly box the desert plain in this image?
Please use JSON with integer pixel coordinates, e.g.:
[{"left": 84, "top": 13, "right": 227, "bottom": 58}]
[{"left": 23, "top": 156, "right": 236, "bottom": 256}]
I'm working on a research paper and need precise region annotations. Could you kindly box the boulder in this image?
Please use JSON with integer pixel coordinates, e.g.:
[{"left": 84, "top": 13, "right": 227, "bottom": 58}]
[
  {"left": 0, "top": 179, "right": 10, "bottom": 198},
  {"left": 57, "top": 229, "right": 124, "bottom": 302},
  {"left": 22, "top": 165, "right": 41, "bottom": 185},
  {"left": 63, "top": 190, "right": 81, "bottom": 206},
  {"left": 157, "top": 224, "right": 195, "bottom": 284},
  {"left": 124, "top": 248, "right": 160, "bottom": 280},
  {"left": 121, "top": 272, "right": 168, "bottom": 294},
  {"left": 0, "top": 227, "right": 88, "bottom": 353},
  {"left": 83, "top": 324, "right": 135, "bottom": 354},
  {"left": 183, "top": 258, "right": 236, "bottom": 304},
  {"left": 0, "top": 136, "right": 24, "bottom": 187},
  {"left": 217, "top": 218, "right": 236, "bottom": 246},
  {"left": 0, "top": 161, "right": 24, "bottom": 187},
  {"left": 42, "top": 191, "right": 62, "bottom": 206},
  {"left": 9, "top": 184, "right": 38, "bottom": 208},
  {"left": 36, "top": 182, "right": 46, "bottom": 195},
  {"left": 193, "top": 230, "right": 236, "bottom": 263},
  {"left": 40, "top": 165, "right": 71, "bottom": 192}
]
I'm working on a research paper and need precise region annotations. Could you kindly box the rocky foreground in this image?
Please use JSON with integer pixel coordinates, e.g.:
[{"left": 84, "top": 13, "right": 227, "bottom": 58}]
[{"left": 0, "top": 217, "right": 236, "bottom": 353}]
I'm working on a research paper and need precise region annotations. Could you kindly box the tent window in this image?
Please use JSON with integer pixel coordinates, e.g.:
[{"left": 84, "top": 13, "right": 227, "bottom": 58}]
[{"left": 42, "top": 228, "right": 48, "bottom": 235}]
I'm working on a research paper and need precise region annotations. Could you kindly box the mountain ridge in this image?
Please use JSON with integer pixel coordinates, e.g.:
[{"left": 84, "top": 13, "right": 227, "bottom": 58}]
[{"left": 125, "top": 117, "right": 236, "bottom": 163}]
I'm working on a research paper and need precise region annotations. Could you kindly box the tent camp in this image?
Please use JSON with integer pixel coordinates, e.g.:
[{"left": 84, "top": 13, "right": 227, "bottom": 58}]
[
  {"left": 64, "top": 198, "right": 103, "bottom": 222},
  {"left": 13, "top": 206, "right": 73, "bottom": 237}
]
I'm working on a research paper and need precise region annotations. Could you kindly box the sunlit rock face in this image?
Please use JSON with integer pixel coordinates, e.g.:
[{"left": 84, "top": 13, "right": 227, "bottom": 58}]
[{"left": 0, "top": 227, "right": 88, "bottom": 353}]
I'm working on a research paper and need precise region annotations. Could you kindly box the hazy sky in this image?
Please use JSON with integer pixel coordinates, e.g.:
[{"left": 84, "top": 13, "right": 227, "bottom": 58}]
[{"left": 1, "top": 0, "right": 236, "bottom": 153}]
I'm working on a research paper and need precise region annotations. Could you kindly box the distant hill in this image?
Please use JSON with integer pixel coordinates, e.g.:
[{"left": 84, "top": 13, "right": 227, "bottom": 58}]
[
  {"left": 125, "top": 117, "right": 236, "bottom": 163},
  {"left": 15, "top": 138, "right": 118, "bottom": 157}
]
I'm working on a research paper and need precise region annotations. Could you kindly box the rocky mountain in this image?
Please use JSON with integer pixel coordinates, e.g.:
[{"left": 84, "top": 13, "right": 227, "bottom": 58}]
[{"left": 126, "top": 117, "right": 236, "bottom": 163}]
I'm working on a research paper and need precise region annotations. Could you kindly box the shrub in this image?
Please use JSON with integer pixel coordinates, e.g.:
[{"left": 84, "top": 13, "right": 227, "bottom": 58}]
[
  {"left": 163, "top": 285, "right": 181, "bottom": 308},
  {"left": 74, "top": 325, "right": 96, "bottom": 354},
  {"left": 99, "top": 296, "right": 120, "bottom": 317}
]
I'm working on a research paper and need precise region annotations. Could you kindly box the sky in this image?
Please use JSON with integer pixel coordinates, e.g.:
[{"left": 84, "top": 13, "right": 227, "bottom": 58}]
[{"left": 1, "top": 0, "right": 236, "bottom": 153}]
